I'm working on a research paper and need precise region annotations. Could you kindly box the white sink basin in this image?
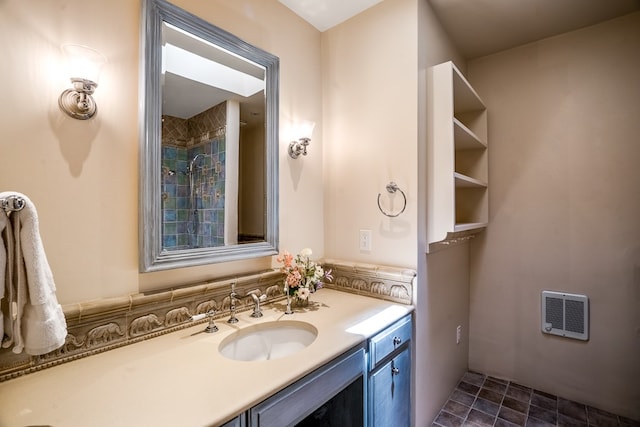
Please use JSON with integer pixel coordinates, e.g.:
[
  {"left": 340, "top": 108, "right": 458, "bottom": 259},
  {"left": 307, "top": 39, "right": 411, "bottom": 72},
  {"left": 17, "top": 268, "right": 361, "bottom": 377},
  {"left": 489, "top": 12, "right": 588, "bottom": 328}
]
[{"left": 219, "top": 321, "right": 317, "bottom": 361}]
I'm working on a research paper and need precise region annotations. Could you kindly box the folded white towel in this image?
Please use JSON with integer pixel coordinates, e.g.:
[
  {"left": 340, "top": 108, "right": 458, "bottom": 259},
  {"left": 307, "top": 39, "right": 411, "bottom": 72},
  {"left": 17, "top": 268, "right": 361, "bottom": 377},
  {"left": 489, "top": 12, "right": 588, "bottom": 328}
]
[
  {"left": 0, "top": 191, "right": 67, "bottom": 355},
  {"left": 22, "top": 298, "right": 68, "bottom": 355}
]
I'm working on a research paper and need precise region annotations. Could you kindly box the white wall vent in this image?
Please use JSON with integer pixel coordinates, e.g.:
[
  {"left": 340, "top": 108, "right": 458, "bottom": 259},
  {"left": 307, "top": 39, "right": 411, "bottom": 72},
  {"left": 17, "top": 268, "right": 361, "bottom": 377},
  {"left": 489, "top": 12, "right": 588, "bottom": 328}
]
[{"left": 541, "top": 291, "right": 589, "bottom": 341}]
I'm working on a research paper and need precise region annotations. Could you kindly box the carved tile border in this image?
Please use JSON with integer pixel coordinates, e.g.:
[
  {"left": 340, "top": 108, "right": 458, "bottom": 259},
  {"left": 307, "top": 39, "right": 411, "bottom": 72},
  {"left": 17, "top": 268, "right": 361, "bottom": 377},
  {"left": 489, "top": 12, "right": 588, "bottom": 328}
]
[
  {"left": 0, "top": 270, "right": 285, "bottom": 382},
  {"left": 321, "top": 259, "right": 416, "bottom": 305},
  {"left": 0, "top": 261, "right": 415, "bottom": 382}
]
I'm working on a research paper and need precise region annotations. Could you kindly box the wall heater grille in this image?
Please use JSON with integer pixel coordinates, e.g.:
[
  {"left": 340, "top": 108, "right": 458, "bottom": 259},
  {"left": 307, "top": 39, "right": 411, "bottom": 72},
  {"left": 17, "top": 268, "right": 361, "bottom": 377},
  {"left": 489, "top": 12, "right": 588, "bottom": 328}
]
[{"left": 541, "top": 291, "right": 589, "bottom": 341}]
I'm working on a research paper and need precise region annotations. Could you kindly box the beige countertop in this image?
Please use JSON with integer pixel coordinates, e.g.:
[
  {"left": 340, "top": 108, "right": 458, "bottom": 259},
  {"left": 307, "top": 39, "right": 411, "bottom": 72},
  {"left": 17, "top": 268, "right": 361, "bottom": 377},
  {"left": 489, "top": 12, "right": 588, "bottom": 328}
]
[{"left": 0, "top": 289, "right": 413, "bottom": 427}]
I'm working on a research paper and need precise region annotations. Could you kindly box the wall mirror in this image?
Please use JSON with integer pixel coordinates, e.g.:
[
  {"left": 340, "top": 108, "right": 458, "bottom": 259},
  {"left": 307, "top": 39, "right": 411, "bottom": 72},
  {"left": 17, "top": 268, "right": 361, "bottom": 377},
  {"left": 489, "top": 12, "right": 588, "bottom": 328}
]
[{"left": 140, "top": 0, "right": 279, "bottom": 272}]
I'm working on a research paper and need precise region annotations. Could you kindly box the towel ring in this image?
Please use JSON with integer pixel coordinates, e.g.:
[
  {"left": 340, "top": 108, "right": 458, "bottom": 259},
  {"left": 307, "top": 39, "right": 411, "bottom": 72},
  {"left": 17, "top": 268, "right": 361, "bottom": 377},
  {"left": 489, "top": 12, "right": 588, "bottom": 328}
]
[{"left": 377, "top": 182, "right": 406, "bottom": 218}]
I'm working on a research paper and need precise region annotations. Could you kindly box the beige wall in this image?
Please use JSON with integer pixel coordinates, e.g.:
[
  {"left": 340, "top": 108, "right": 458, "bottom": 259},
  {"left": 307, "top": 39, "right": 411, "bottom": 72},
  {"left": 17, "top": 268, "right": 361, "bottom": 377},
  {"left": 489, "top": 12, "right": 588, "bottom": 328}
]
[
  {"left": 467, "top": 12, "right": 640, "bottom": 419},
  {"left": 0, "top": 0, "right": 323, "bottom": 302},
  {"left": 321, "top": 0, "right": 470, "bottom": 424},
  {"left": 415, "top": 1, "right": 469, "bottom": 425},
  {"left": 239, "top": 125, "right": 266, "bottom": 238},
  {"left": 322, "top": 0, "right": 418, "bottom": 268}
]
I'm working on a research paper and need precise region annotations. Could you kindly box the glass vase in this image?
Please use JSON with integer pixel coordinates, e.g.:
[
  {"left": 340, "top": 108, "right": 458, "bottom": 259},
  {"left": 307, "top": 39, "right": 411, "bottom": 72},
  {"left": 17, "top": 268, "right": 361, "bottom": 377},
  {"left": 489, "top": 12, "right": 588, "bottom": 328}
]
[{"left": 295, "top": 296, "right": 309, "bottom": 307}]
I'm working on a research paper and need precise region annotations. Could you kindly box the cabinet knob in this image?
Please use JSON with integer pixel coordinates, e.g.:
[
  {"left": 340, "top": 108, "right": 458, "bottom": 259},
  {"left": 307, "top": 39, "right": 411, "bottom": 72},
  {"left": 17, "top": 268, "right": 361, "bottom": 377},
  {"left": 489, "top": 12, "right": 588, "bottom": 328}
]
[
  {"left": 393, "top": 336, "right": 402, "bottom": 346},
  {"left": 391, "top": 360, "right": 400, "bottom": 376}
]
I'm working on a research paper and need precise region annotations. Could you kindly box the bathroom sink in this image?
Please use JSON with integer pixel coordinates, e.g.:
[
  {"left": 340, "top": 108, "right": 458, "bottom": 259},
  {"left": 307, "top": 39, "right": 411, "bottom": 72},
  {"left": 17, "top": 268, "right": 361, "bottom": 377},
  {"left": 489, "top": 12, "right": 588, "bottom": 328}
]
[{"left": 219, "top": 321, "right": 317, "bottom": 361}]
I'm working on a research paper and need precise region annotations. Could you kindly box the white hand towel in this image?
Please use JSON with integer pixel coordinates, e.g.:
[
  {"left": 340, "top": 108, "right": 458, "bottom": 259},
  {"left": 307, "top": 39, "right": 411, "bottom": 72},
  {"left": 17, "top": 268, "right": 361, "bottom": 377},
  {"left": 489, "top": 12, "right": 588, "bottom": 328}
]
[
  {"left": 22, "top": 298, "right": 68, "bottom": 355},
  {"left": 0, "top": 191, "right": 67, "bottom": 355}
]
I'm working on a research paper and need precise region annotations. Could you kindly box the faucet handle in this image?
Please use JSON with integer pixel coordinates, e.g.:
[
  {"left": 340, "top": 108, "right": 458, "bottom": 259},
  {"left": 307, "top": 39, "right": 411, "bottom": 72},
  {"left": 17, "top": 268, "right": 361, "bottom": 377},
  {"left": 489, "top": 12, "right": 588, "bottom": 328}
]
[
  {"left": 204, "top": 316, "right": 219, "bottom": 333},
  {"left": 191, "top": 310, "right": 218, "bottom": 333},
  {"left": 190, "top": 309, "right": 215, "bottom": 322},
  {"left": 190, "top": 313, "right": 208, "bottom": 322}
]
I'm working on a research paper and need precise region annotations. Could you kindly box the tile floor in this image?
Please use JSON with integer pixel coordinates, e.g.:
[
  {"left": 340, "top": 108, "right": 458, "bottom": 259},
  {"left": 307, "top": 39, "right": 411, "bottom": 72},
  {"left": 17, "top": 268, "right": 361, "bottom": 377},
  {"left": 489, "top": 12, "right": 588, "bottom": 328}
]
[{"left": 432, "top": 371, "right": 639, "bottom": 427}]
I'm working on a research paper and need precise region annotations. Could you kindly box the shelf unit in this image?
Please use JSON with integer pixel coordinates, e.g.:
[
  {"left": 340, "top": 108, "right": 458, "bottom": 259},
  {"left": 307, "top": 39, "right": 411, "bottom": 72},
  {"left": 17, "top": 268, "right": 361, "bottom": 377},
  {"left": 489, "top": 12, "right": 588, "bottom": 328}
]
[{"left": 427, "top": 61, "right": 488, "bottom": 251}]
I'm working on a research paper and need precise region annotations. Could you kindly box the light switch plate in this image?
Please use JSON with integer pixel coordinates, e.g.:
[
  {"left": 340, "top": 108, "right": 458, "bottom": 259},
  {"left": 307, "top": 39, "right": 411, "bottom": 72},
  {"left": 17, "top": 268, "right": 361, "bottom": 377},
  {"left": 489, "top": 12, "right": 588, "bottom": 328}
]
[{"left": 359, "top": 229, "right": 372, "bottom": 251}]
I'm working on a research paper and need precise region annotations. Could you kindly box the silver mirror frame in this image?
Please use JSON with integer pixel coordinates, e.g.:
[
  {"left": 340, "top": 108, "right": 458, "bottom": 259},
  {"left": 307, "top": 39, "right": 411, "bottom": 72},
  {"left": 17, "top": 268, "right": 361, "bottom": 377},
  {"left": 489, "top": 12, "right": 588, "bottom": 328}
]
[{"left": 139, "top": 0, "right": 279, "bottom": 272}]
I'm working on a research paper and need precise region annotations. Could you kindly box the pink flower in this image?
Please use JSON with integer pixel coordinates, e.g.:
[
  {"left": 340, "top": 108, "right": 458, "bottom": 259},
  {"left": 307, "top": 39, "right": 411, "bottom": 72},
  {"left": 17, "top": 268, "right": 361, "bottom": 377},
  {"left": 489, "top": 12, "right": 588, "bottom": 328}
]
[
  {"left": 278, "top": 248, "right": 332, "bottom": 298},
  {"left": 286, "top": 269, "right": 302, "bottom": 287},
  {"left": 282, "top": 252, "right": 294, "bottom": 268}
]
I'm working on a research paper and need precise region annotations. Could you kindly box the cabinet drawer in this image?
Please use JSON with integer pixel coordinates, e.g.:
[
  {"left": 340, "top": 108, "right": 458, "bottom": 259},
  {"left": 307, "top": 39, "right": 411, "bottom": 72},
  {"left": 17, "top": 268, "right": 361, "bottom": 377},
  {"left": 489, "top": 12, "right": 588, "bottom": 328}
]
[{"left": 369, "top": 314, "right": 412, "bottom": 369}]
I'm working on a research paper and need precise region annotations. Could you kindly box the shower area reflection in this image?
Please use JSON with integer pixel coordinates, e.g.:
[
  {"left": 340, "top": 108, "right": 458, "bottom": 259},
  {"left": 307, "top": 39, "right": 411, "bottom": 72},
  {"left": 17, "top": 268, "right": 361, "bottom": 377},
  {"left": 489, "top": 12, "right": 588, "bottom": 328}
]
[
  {"left": 160, "top": 95, "right": 265, "bottom": 252},
  {"left": 161, "top": 106, "right": 227, "bottom": 250},
  {"left": 186, "top": 152, "right": 222, "bottom": 248}
]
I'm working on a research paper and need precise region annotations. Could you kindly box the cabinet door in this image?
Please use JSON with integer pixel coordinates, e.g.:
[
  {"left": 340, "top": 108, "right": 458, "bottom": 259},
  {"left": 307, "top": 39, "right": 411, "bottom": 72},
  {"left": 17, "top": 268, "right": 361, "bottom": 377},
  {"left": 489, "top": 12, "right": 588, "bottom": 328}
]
[{"left": 369, "top": 347, "right": 411, "bottom": 427}]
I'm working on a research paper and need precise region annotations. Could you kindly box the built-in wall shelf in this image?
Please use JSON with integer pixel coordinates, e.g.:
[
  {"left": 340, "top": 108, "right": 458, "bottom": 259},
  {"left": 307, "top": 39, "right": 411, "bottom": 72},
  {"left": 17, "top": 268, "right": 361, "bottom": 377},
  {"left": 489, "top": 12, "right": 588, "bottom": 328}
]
[
  {"left": 454, "top": 172, "right": 486, "bottom": 188},
  {"left": 427, "top": 61, "right": 488, "bottom": 252},
  {"left": 453, "top": 118, "right": 486, "bottom": 150},
  {"left": 454, "top": 222, "right": 487, "bottom": 233},
  {"left": 427, "top": 227, "right": 486, "bottom": 253}
]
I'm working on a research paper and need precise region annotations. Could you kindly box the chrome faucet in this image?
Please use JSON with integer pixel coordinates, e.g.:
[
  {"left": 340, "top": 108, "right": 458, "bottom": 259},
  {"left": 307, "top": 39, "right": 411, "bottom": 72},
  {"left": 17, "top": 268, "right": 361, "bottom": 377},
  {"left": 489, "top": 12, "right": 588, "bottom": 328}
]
[
  {"left": 228, "top": 284, "right": 241, "bottom": 324},
  {"left": 248, "top": 290, "right": 267, "bottom": 318},
  {"left": 228, "top": 285, "right": 267, "bottom": 323}
]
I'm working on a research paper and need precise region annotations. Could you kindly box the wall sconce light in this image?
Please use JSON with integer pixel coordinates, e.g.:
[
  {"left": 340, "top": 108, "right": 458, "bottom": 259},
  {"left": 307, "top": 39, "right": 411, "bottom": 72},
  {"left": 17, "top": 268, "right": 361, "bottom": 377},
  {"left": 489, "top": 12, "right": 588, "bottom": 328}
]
[
  {"left": 58, "top": 44, "right": 107, "bottom": 120},
  {"left": 288, "top": 121, "right": 316, "bottom": 159}
]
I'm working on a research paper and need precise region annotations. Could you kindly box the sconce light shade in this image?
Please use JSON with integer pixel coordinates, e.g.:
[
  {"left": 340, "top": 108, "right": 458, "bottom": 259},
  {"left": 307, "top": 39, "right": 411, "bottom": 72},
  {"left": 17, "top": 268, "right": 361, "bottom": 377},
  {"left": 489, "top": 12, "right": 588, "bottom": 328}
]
[
  {"left": 288, "top": 121, "right": 316, "bottom": 159},
  {"left": 58, "top": 44, "right": 107, "bottom": 120}
]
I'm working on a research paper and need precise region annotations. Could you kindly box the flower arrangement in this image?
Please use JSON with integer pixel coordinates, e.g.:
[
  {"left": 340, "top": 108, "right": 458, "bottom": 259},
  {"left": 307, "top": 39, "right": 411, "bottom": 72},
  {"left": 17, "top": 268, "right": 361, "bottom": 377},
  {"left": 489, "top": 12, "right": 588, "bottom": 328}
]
[{"left": 277, "top": 248, "right": 332, "bottom": 303}]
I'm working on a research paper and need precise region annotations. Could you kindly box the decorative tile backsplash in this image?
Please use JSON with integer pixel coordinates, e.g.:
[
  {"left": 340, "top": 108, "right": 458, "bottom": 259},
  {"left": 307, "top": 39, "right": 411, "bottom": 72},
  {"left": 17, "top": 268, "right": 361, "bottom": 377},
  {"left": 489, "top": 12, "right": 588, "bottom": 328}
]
[
  {"left": 0, "top": 261, "right": 415, "bottom": 382},
  {"left": 322, "top": 259, "right": 415, "bottom": 305},
  {"left": 0, "top": 270, "right": 283, "bottom": 382}
]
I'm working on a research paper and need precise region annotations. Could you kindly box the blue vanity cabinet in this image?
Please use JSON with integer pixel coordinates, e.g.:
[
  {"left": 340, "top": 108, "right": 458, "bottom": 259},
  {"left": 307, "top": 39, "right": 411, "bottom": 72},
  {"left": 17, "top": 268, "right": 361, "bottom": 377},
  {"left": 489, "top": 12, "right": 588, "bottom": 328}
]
[
  {"left": 249, "top": 344, "right": 366, "bottom": 426},
  {"left": 225, "top": 313, "right": 413, "bottom": 427},
  {"left": 368, "top": 314, "right": 412, "bottom": 427}
]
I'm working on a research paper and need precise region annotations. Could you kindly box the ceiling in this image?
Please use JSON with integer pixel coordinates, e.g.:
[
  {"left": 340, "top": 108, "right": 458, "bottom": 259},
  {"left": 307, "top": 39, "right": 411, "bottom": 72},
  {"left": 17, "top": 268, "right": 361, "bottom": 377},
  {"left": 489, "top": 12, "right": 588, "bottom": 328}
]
[
  {"left": 280, "top": 0, "right": 640, "bottom": 58},
  {"left": 428, "top": 0, "right": 640, "bottom": 58},
  {"left": 278, "top": 0, "right": 383, "bottom": 32}
]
